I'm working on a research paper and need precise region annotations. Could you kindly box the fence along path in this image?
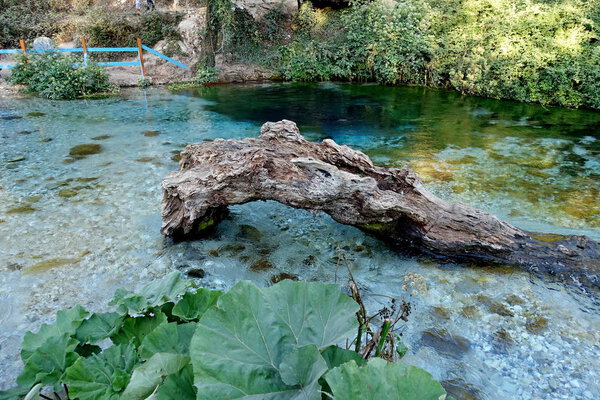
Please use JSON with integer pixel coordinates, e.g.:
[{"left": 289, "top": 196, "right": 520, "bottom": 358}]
[{"left": 0, "top": 38, "right": 189, "bottom": 78}]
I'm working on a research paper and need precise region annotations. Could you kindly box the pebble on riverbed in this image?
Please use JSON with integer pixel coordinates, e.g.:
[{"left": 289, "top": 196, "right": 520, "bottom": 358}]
[{"left": 68, "top": 144, "right": 103, "bottom": 160}]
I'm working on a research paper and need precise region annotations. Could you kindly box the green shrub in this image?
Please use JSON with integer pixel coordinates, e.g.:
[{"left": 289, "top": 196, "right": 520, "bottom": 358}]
[
  {"left": 195, "top": 65, "right": 219, "bottom": 83},
  {"left": 0, "top": 272, "right": 448, "bottom": 400},
  {"left": 8, "top": 53, "right": 113, "bottom": 100},
  {"left": 0, "top": 0, "right": 61, "bottom": 47}
]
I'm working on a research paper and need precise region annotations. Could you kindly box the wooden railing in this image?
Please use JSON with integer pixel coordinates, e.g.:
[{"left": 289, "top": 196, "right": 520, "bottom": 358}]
[{"left": 0, "top": 38, "right": 189, "bottom": 78}]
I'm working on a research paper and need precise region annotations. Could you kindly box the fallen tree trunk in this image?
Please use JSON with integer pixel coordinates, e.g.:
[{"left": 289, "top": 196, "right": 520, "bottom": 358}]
[{"left": 161, "top": 120, "right": 600, "bottom": 286}]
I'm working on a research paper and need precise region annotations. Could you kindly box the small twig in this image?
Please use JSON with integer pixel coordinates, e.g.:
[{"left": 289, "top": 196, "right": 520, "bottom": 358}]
[{"left": 39, "top": 395, "right": 53, "bottom": 400}]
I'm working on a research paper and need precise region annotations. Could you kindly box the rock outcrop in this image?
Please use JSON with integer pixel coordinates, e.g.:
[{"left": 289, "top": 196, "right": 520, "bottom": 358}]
[
  {"left": 232, "top": 0, "right": 297, "bottom": 19},
  {"left": 161, "top": 120, "right": 600, "bottom": 286}
]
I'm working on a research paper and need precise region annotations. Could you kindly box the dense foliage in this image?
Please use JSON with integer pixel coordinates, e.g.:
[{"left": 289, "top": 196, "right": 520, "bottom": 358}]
[
  {"left": 0, "top": 0, "right": 63, "bottom": 47},
  {"left": 0, "top": 272, "right": 448, "bottom": 400},
  {"left": 0, "top": 0, "right": 181, "bottom": 55},
  {"left": 8, "top": 53, "right": 113, "bottom": 99},
  {"left": 214, "top": 0, "right": 600, "bottom": 109}
]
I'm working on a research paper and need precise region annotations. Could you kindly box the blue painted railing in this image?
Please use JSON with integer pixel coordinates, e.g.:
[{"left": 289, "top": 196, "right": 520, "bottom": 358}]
[{"left": 0, "top": 39, "right": 188, "bottom": 77}]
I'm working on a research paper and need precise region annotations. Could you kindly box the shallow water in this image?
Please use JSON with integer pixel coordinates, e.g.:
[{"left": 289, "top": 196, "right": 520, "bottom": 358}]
[{"left": 0, "top": 83, "right": 599, "bottom": 399}]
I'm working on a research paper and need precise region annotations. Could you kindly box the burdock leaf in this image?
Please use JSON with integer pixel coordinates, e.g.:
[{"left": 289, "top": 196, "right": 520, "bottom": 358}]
[
  {"left": 17, "top": 333, "right": 80, "bottom": 387},
  {"left": 64, "top": 343, "right": 138, "bottom": 400},
  {"left": 320, "top": 345, "right": 366, "bottom": 370},
  {"left": 190, "top": 280, "right": 358, "bottom": 399},
  {"left": 21, "top": 305, "right": 88, "bottom": 361},
  {"left": 122, "top": 353, "right": 190, "bottom": 400},
  {"left": 325, "top": 358, "right": 447, "bottom": 400},
  {"left": 172, "top": 289, "right": 222, "bottom": 321},
  {"left": 110, "top": 312, "right": 168, "bottom": 348},
  {"left": 110, "top": 271, "right": 192, "bottom": 315},
  {"left": 76, "top": 312, "right": 123, "bottom": 344},
  {"left": 156, "top": 364, "right": 196, "bottom": 400},
  {"left": 138, "top": 321, "right": 196, "bottom": 360}
]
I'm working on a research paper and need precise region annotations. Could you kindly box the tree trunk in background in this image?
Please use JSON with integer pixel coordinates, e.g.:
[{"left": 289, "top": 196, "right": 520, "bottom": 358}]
[{"left": 161, "top": 120, "right": 600, "bottom": 287}]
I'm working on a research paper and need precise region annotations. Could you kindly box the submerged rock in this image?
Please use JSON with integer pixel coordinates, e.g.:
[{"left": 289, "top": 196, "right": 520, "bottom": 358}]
[
  {"left": 441, "top": 379, "right": 482, "bottom": 400},
  {"left": 270, "top": 272, "right": 298, "bottom": 284},
  {"left": 526, "top": 316, "right": 549, "bottom": 334},
  {"left": 142, "top": 130, "right": 160, "bottom": 137},
  {"left": 24, "top": 257, "right": 79, "bottom": 274},
  {"left": 58, "top": 189, "right": 78, "bottom": 198},
  {"left": 250, "top": 258, "right": 274, "bottom": 272},
  {"left": 493, "top": 328, "right": 514, "bottom": 352},
  {"left": 460, "top": 305, "right": 478, "bottom": 319},
  {"left": 69, "top": 144, "right": 103, "bottom": 159},
  {"left": 171, "top": 151, "right": 182, "bottom": 162},
  {"left": 421, "top": 328, "right": 471, "bottom": 358},
  {"left": 187, "top": 268, "right": 206, "bottom": 278},
  {"left": 91, "top": 135, "right": 112, "bottom": 140},
  {"left": 238, "top": 224, "right": 263, "bottom": 241},
  {"left": 6, "top": 204, "right": 36, "bottom": 214},
  {"left": 488, "top": 302, "right": 514, "bottom": 317}
]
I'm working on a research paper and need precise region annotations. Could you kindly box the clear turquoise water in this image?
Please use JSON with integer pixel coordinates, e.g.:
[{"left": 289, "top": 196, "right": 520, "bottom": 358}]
[{"left": 0, "top": 83, "right": 599, "bottom": 399}]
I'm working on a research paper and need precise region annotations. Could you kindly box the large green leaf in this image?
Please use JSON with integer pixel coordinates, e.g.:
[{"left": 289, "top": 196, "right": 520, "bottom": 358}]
[
  {"left": 17, "top": 333, "right": 80, "bottom": 387},
  {"left": 122, "top": 353, "right": 191, "bottom": 400},
  {"left": 21, "top": 305, "right": 88, "bottom": 361},
  {"left": 172, "top": 289, "right": 222, "bottom": 322},
  {"left": 279, "top": 345, "right": 328, "bottom": 400},
  {"left": 76, "top": 312, "right": 123, "bottom": 344},
  {"left": 320, "top": 346, "right": 366, "bottom": 370},
  {"left": 64, "top": 343, "right": 138, "bottom": 400},
  {"left": 0, "top": 385, "right": 29, "bottom": 400},
  {"left": 264, "top": 280, "right": 358, "bottom": 348},
  {"left": 190, "top": 280, "right": 358, "bottom": 399},
  {"left": 325, "top": 358, "right": 447, "bottom": 400},
  {"left": 111, "top": 312, "right": 168, "bottom": 348},
  {"left": 110, "top": 272, "right": 192, "bottom": 315},
  {"left": 138, "top": 322, "right": 196, "bottom": 360},
  {"left": 156, "top": 365, "right": 196, "bottom": 400}
]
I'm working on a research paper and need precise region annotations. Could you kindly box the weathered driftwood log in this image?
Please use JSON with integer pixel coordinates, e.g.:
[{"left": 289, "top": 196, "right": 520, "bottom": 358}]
[{"left": 161, "top": 120, "right": 600, "bottom": 286}]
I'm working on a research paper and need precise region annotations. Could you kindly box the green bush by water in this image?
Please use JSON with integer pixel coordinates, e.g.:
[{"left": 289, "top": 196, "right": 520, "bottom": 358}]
[
  {"left": 8, "top": 53, "right": 113, "bottom": 100},
  {"left": 0, "top": 271, "right": 448, "bottom": 400}
]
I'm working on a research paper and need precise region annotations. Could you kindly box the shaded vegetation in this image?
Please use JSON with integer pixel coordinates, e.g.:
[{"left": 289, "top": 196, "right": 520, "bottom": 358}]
[{"left": 212, "top": 0, "right": 600, "bottom": 109}]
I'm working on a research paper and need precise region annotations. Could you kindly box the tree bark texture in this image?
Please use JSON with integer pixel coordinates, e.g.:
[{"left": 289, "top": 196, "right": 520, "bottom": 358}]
[{"left": 161, "top": 120, "right": 600, "bottom": 287}]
